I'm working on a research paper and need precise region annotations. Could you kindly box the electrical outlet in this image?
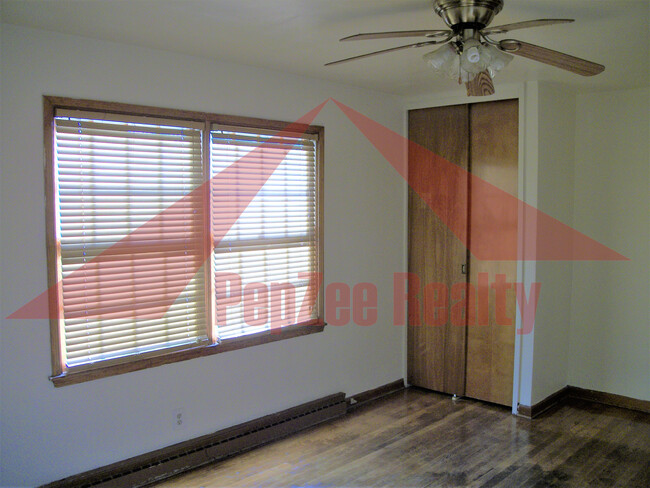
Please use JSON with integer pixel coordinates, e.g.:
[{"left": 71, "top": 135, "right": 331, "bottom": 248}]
[{"left": 172, "top": 408, "right": 186, "bottom": 430}]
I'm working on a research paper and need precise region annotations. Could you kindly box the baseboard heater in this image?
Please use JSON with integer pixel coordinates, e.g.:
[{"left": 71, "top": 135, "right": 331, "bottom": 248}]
[{"left": 44, "top": 392, "right": 347, "bottom": 488}]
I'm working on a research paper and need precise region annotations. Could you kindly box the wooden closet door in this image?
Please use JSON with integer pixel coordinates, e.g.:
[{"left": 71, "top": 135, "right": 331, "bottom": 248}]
[
  {"left": 465, "top": 99, "right": 519, "bottom": 406},
  {"left": 407, "top": 105, "right": 469, "bottom": 396}
]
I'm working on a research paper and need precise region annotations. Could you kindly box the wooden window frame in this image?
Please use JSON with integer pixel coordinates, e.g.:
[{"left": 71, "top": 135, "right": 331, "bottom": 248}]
[{"left": 44, "top": 96, "right": 325, "bottom": 387}]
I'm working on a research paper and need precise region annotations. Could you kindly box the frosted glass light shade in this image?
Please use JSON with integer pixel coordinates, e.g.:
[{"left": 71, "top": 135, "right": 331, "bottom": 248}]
[
  {"left": 484, "top": 44, "right": 514, "bottom": 78},
  {"left": 423, "top": 44, "right": 475, "bottom": 82},
  {"left": 460, "top": 38, "right": 489, "bottom": 74},
  {"left": 424, "top": 40, "right": 513, "bottom": 84},
  {"left": 423, "top": 43, "right": 458, "bottom": 78}
]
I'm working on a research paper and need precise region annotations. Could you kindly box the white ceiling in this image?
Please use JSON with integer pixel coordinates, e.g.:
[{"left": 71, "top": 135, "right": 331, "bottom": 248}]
[{"left": 2, "top": 0, "right": 648, "bottom": 97}]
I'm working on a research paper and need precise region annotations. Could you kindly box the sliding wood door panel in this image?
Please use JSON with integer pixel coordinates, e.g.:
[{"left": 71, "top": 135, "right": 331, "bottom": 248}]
[
  {"left": 407, "top": 99, "right": 518, "bottom": 407},
  {"left": 407, "top": 105, "right": 469, "bottom": 395},
  {"left": 465, "top": 99, "right": 519, "bottom": 406}
]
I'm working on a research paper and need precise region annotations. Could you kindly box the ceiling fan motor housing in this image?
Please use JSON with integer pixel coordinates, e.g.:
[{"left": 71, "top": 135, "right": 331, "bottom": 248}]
[{"left": 432, "top": 0, "right": 503, "bottom": 31}]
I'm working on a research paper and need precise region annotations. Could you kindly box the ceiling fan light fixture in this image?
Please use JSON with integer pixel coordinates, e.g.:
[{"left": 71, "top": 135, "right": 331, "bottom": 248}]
[
  {"left": 423, "top": 43, "right": 457, "bottom": 73},
  {"left": 424, "top": 43, "right": 479, "bottom": 83},
  {"left": 459, "top": 38, "right": 489, "bottom": 74},
  {"left": 484, "top": 44, "right": 513, "bottom": 77}
]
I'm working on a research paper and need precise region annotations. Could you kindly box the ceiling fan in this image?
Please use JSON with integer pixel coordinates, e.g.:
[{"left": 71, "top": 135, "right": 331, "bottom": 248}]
[{"left": 325, "top": 0, "right": 605, "bottom": 96}]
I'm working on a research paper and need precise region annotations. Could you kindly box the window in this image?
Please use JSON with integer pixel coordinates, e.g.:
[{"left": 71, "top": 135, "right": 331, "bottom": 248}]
[
  {"left": 210, "top": 127, "right": 320, "bottom": 339},
  {"left": 45, "top": 97, "right": 324, "bottom": 386}
]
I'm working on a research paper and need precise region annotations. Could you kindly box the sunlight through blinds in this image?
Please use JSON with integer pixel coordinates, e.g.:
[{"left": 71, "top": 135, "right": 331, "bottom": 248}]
[
  {"left": 210, "top": 126, "right": 319, "bottom": 339},
  {"left": 54, "top": 111, "right": 207, "bottom": 367}
]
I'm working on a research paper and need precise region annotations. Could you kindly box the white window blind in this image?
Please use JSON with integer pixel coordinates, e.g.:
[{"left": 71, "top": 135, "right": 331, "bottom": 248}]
[
  {"left": 210, "top": 126, "right": 319, "bottom": 339},
  {"left": 54, "top": 111, "right": 207, "bottom": 367}
]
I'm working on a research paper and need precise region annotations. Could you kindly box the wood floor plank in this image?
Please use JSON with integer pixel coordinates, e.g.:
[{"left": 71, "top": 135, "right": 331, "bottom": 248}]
[{"left": 153, "top": 390, "right": 650, "bottom": 488}]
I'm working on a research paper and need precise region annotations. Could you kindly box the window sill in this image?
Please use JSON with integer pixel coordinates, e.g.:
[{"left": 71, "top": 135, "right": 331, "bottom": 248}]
[{"left": 50, "top": 321, "right": 325, "bottom": 387}]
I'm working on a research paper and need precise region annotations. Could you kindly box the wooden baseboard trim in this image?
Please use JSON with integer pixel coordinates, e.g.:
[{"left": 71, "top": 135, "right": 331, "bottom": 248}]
[
  {"left": 346, "top": 379, "right": 406, "bottom": 411},
  {"left": 516, "top": 403, "right": 532, "bottom": 419},
  {"left": 566, "top": 386, "right": 650, "bottom": 414},
  {"left": 517, "top": 386, "right": 570, "bottom": 419},
  {"left": 517, "top": 385, "right": 650, "bottom": 419},
  {"left": 42, "top": 393, "right": 347, "bottom": 488}
]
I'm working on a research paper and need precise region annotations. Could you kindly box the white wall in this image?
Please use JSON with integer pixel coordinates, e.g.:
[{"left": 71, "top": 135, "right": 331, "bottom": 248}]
[
  {"left": 530, "top": 83, "right": 576, "bottom": 404},
  {"left": 569, "top": 87, "right": 650, "bottom": 401},
  {"left": 0, "top": 16, "right": 5, "bottom": 488},
  {"left": 523, "top": 84, "right": 649, "bottom": 405},
  {"left": 0, "top": 25, "right": 406, "bottom": 487}
]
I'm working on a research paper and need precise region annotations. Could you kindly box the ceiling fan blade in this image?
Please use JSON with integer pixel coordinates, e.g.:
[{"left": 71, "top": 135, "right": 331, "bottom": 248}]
[
  {"left": 483, "top": 19, "right": 573, "bottom": 35},
  {"left": 466, "top": 71, "right": 495, "bottom": 97},
  {"left": 325, "top": 40, "right": 443, "bottom": 66},
  {"left": 341, "top": 30, "right": 452, "bottom": 41},
  {"left": 499, "top": 39, "right": 605, "bottom": 76}
]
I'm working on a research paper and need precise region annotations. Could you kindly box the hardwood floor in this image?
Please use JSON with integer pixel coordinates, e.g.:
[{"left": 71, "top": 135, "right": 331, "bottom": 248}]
[{"left": 152, "top": 388, "right": 650, "bottom": 487}]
